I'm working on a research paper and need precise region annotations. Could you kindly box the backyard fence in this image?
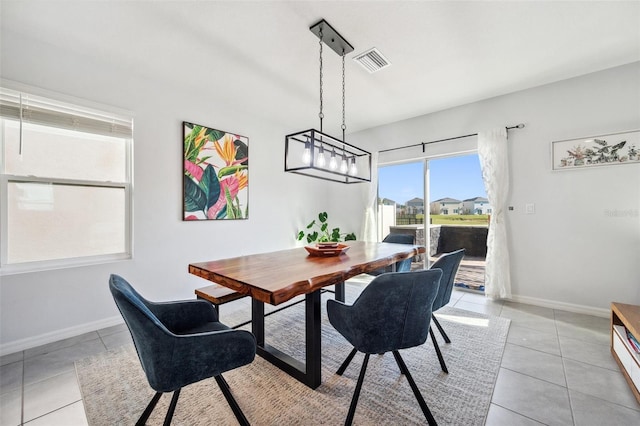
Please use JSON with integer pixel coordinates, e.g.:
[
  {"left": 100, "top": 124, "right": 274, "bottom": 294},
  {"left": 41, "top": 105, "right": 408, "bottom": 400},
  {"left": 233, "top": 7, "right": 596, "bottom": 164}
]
[{"left": 396, "top": 214, "right": 424, "bottom": 225}]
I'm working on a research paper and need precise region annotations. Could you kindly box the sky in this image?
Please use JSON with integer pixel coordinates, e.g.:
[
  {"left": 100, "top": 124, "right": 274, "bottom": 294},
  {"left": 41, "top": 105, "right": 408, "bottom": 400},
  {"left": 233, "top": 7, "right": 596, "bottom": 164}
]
[{"left": 378, "top": 154, "right": 487, "bottom": 205}]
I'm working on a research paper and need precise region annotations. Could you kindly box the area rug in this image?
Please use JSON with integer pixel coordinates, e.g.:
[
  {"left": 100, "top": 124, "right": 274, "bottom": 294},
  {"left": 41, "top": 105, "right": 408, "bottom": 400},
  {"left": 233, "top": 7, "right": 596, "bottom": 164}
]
[{"left": 76, "top": 286, "right": 510, "bottom": 425}]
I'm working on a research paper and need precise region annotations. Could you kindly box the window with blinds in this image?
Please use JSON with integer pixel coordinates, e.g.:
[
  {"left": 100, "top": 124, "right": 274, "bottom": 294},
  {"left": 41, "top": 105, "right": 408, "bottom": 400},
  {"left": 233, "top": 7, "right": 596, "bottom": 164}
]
[{"left": 0, "top": 86, "right": 133, "bottom": 273}]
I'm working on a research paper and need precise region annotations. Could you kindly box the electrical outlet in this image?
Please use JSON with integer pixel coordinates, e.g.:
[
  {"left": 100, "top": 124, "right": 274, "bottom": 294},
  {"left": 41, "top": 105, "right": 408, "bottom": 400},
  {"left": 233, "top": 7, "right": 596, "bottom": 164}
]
[{"left": 525, "top": 203, "right": 535, "bottom": 214}]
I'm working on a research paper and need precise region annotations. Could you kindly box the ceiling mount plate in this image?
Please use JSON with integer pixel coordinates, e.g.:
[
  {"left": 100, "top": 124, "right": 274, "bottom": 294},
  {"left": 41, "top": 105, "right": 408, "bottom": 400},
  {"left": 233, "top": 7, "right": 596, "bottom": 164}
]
[{"left": 309, "top": 19, "right": 354, "bottom": 56}]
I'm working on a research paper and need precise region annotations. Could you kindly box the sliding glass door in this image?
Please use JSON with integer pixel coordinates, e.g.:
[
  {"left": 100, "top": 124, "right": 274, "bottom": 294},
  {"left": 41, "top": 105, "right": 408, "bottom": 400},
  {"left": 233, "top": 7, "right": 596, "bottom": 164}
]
[{"left": 377, "top": 153, "right": 487, "bottom": 291}]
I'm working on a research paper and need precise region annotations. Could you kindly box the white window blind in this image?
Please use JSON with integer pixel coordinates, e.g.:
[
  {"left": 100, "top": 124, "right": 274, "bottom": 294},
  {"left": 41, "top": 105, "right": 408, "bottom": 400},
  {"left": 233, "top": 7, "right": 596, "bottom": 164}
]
[
  {"left": 0, "top": 86, "right": 133, "bottom": 274},
  {"left": 0, "top": 89, "right": 132, "bottom": 138}
]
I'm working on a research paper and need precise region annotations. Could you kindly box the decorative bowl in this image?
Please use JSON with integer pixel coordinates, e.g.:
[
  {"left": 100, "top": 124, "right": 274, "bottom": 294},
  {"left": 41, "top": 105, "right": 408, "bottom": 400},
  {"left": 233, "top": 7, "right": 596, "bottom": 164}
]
[
  {"left": 305, "top": 244, "right": 350, "bottom": 257},
  {"left": 317, "top": 241, "right": 339, "bottom": 248}
]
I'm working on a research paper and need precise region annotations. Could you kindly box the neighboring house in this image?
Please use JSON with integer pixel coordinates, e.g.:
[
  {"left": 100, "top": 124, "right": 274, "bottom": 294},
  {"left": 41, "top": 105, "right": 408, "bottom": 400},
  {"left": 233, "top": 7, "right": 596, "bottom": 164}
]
[
  {"left": 380, "top": 197, "right": 397, "bottom": 206},
  {"left": 430, "top": 197, "right": 463, "bottom": 215},
  {"left": 463, "top": 197, "right": 492, "bottom": 214},
  {"left": 405, "top": 197, "right": 424, "bottom": 214},
  {"left": 380, "top": 197, "right": 403, "bottom": 214}
]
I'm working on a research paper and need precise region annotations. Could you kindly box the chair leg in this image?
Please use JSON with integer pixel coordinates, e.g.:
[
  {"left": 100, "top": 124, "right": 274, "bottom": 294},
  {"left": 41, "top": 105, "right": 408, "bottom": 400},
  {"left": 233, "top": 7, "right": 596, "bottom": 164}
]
[
  {"left": 430, "top": 327, "right": 448, "bottom": 374},
  {"left": 392, "top": 351, "right": 438, "bottom": 426},
  {"left": 136, "top": 391, "right": 162, "bottom": 426},
  {"left": 215, "top": 374, "right": 250, "bottom": 426},
  {"left": 432, "top": 314, "right": 451, "bottom": 343},
  {"left": 163, "top": 389, "right": 181, "bottom": 426},
  {"left": 345, "top": 353, "right": 370, "bottom": 426},
  {"left": 392, "top": 350, "right": 409, "bottom": 375},
  {"left": 337, "top": 347, "right": 358, "bottom": 376}
]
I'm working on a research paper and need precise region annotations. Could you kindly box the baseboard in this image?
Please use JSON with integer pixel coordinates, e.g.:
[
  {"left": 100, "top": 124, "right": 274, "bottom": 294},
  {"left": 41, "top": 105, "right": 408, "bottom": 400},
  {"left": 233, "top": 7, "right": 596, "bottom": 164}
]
[
  {"left": 0, "top": 315, "right": 124, "bottom": 357},
  {"left": 510, "top": 294, "right": 610, "bottom": 318},
  {"left": 0, "top": 294, "right": 611, "bottom": 357}
]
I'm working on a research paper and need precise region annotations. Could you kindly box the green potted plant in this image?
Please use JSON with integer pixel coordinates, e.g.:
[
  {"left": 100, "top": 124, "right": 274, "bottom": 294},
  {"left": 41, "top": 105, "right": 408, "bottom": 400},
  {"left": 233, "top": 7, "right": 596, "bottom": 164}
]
[{"left": 297, "top": 212, "right": 356, "bottom": 244}]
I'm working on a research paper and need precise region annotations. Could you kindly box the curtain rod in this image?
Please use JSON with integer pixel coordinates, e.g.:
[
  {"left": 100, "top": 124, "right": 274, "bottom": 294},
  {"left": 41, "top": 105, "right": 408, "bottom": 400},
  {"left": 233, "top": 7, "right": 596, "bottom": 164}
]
[{"left": 378, "top": 123, "right": 525, "bottom": 154}]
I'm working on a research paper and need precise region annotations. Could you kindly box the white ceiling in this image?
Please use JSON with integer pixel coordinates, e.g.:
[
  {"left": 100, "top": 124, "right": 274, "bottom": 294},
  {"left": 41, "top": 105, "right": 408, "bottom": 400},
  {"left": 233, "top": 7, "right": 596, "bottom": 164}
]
[{"left": 2, "top": 1, "right": 639, "bottom": 134}]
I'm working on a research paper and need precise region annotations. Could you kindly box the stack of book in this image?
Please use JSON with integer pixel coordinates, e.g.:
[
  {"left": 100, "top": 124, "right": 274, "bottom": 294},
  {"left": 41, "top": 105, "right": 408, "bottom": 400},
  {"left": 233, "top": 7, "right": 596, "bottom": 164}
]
[{"left": 627, "top": 329, "right": 640, "bottom": 354}]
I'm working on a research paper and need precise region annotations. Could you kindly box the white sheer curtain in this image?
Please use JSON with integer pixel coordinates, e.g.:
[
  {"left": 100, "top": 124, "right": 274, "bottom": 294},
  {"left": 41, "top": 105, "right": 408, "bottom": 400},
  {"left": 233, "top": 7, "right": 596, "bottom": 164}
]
[
  {"left": 361, "top": 151, "right": 379, "bottom": 242},
  {"left": 478, "top": 128, "right": 512, "bottom": 299}
]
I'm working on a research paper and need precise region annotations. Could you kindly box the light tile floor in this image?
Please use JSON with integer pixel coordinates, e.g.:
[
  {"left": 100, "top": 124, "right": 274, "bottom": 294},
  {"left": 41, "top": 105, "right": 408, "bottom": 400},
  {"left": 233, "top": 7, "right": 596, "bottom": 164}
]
[{"left": 1, "top": 285, "right": 639, "bottom": 425}]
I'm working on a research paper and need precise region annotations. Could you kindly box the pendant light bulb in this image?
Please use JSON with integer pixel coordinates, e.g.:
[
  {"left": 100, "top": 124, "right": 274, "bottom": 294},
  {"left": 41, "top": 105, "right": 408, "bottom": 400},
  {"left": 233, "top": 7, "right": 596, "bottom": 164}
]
[
  {"left": 317, "top": 145, "right": 326, "bottom": 167},
  {"left": 329, "top": 149, "right": 338, "bottom": 170},
  {"left": 340, "top": 154, "right": 348, "bottom": 173},
  {"left": 349, "top": 157, "right": 357, "bottom": 175},
  {"left": 302, "top": 140, "right": 311, "bottom": 165}
]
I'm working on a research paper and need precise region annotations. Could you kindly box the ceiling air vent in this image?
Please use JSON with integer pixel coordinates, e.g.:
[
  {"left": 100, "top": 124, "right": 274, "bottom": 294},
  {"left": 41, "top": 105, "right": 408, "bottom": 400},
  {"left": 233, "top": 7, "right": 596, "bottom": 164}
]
[{"left": 353, "top": 48, "right": 390, "bottom": 73}]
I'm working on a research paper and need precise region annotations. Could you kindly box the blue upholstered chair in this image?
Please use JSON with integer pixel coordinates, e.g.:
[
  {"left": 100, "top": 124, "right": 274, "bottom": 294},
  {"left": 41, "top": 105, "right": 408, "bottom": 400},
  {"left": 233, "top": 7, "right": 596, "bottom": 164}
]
[
  {"left": 428, "top": 249, "right": 465, "bottom": 373},
  {"left": 368, "top": 233, "right": 415, "bottom": 276},
  {"left": 327, "top": 269, "right": 443, "bottom": 426},
  {"left": 109, "top": 274, "right": 256, "bottom": 425}
]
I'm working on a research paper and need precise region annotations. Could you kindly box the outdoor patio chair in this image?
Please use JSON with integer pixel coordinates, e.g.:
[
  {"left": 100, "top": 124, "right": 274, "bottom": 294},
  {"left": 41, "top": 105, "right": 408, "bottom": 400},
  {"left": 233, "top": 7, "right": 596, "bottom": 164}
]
[
  {"left": 109, "top": 274, "right": 256, "bottom": 425},
  {"left": 368, "top": 233, "right": 415, "bottom": 276},
  {"left": 327, "top": 269, "right": 443, "bottom": 426},
  {"left": 428, "top": 248, "right": 465, "bottom": 373}
]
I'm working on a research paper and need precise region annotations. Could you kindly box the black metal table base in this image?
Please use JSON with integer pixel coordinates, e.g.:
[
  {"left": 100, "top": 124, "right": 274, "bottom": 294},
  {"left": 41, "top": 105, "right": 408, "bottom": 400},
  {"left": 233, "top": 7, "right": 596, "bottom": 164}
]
[{"left": 251, "top": 282, "right": 345, "bottom": 389}]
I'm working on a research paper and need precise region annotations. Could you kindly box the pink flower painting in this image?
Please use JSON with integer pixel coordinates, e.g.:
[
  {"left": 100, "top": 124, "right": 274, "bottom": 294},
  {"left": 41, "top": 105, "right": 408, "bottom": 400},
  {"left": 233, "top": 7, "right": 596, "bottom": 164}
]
[{"left": 183, "top": 122, "right": 248, "bottom": 220}]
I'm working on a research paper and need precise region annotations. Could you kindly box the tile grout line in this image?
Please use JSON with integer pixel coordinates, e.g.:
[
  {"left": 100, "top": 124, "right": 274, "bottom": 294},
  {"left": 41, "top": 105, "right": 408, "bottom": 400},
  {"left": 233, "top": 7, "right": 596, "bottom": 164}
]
[
  {"left": 554, "top": 309, "right": 576, "bottom": 426},
  {"left": 484, "top": 312, "right": 510, "bottom": 425},
  {"left": 498, "top": 365, "right": 569, "bottom": 390},
  {"left": 490, "top": 402, "right": 547, "bottom": 425}
]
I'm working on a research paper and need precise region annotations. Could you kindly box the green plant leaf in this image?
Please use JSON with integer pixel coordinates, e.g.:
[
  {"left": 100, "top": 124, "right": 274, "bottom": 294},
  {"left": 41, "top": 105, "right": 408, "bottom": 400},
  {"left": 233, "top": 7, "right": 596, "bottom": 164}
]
[
  {"left": 611, "top": 141, "right": 626, "bottom": 151},
  {"left": 184, "top": 176, "right": 207, "bottom": 212},
  {"left": 199, "top": 165, "right": 221, "bottom": 211},
  {"left": 218, "top": 165, "right": 248, "bottom": 178},
  {"left": 307, "top": 231, "right": 318, "bottom": 243},
  {"left": 234, "top": 195, "right": 243, "bottom": 219},
  {"left": 196, "top": 155, "right": 212, "bottom": 165},
  {"left": 296, "top": 211, "right": 356, "bottom": 242},
  {"left": 225, "top": 187, "right": 236, "bottom": 219},
  {"left": 205, "top": 128, "right": 225, "bottom": 143},
  {"left": 234, "top": 139, "right": 249, "bottom": 165},
  {"left": 216, "top": 205, "right": 227, "bottom": 219}
]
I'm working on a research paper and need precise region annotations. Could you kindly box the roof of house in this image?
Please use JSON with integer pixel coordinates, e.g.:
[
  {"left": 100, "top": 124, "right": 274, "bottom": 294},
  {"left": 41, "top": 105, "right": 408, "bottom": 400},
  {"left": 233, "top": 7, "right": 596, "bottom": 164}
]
[
  {"left": 433, "top": 197, "right": 461, "bottom": 203},
  {"left": 463, "top": 197, "right": 489, "bottom": 202},
  {"left": 406, "top": 197, "right": 424, "bottom": 204},
  {"left": 380, "top": 198, "right": 397, "bottom": 205}
]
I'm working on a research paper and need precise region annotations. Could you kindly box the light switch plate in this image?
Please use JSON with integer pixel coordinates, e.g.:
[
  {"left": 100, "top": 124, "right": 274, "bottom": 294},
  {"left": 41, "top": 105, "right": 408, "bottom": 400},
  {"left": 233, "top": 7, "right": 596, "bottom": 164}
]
[{"left": 525, "top": 203, "right": 535, "bottom": 214}]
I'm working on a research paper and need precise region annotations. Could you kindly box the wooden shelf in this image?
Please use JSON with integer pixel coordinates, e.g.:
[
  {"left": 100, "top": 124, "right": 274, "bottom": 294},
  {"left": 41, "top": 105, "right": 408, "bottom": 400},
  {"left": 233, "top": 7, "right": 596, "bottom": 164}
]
[{"left": 611, "top": 302, "right": 640, "bottom": 404}]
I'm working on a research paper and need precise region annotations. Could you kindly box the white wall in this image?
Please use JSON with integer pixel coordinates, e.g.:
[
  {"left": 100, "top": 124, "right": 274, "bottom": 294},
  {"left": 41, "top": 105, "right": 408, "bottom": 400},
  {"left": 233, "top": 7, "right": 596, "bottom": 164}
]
[
  {"left": 350, "top": 62, "right": 640, "bottom": 316},
  {"left": 0, "top": 31, "right": 363, "bottom": 354}
]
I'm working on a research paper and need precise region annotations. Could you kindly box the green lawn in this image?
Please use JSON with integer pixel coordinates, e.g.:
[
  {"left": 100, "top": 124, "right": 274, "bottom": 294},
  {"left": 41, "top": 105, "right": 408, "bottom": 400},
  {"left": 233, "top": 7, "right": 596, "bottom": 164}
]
[{"left": 430, "top": 214, "right": 489, "bottom": 226}]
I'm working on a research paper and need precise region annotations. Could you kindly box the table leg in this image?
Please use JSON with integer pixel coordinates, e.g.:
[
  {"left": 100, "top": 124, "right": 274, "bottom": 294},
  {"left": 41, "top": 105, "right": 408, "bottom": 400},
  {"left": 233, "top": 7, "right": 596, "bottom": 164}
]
[
  {"left": 251, "top": 299, "right": 265, "bottom": 346},
  {"left": 305, "top": 289, "right": 322, "bottom": 388},
  {"left": 252, "top": 289, "right": 322, "bottom": 389},
  {"left": 335, "top": 282, "right": 345, "bottom": 302}
]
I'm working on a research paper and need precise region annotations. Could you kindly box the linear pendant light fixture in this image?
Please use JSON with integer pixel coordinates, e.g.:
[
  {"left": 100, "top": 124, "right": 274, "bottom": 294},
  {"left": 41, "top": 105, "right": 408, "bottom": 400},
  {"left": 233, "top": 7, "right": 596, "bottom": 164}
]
[{"left": 285, "top": 19, "right": 371, "bottom": 183}]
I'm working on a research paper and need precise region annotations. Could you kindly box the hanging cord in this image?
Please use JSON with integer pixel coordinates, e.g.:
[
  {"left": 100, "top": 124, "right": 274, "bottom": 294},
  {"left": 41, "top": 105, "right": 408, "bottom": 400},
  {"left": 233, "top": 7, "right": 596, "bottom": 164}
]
[
  {"left": 318, "top": 28, "right": 324, "bottom": 133},
  {"left": 19, "top": 93, "right": 24, "bottom": 156},
  {"left": 341, "top": 49, "right": 346, "bottom": 142}
]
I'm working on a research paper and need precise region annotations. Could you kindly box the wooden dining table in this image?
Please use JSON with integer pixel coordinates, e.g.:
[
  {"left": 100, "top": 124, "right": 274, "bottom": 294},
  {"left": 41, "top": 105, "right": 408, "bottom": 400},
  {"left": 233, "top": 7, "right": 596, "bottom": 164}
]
[{"left": 188, "top": 241, "right": 426, "bottom": 389}]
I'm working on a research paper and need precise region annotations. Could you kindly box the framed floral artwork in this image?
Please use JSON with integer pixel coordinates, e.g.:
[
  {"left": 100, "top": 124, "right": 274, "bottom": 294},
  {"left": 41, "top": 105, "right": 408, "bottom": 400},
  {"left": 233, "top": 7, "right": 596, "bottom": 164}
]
[
  {"left": 183, "top": 122, "right": 248, "bottom": 220},
  {"left": 551, "top": 129, "right": 639, "bottom": 171}
]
